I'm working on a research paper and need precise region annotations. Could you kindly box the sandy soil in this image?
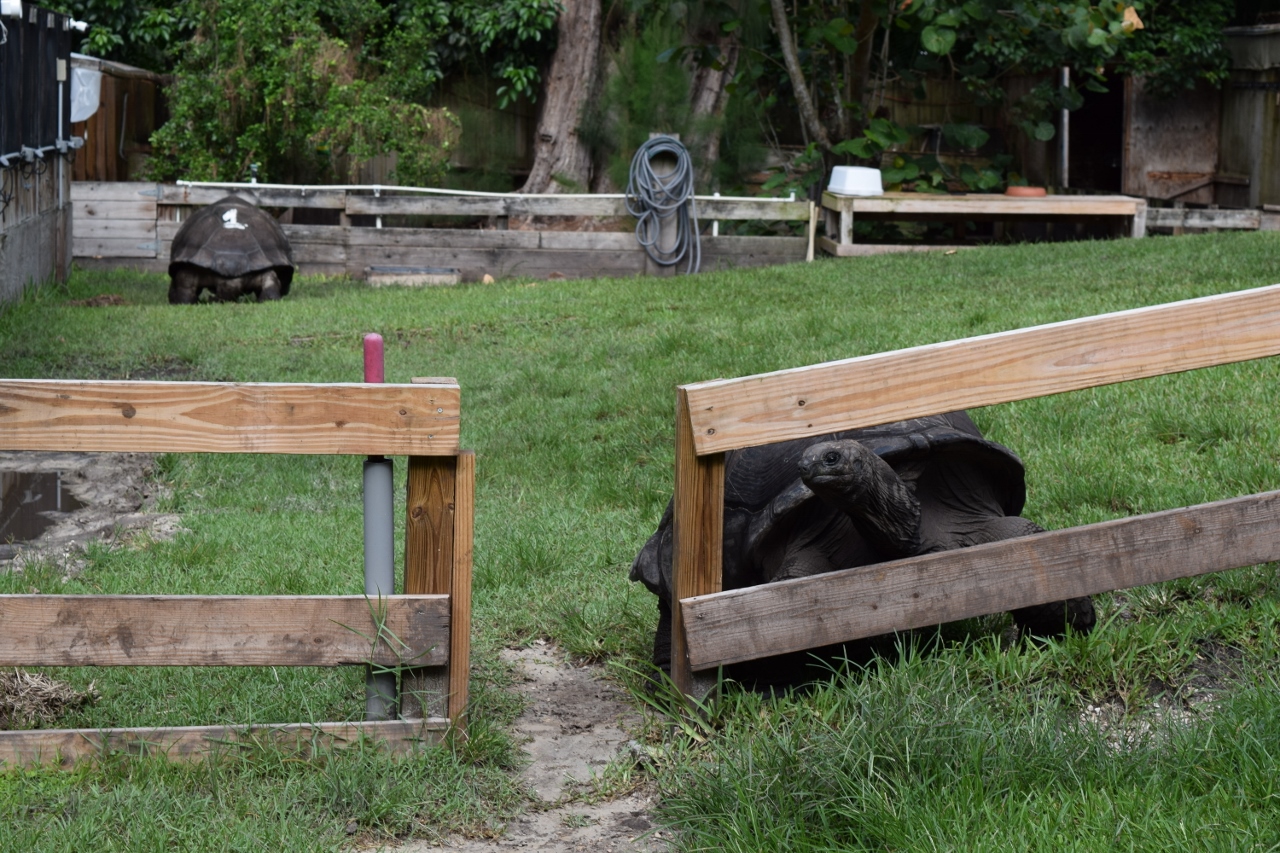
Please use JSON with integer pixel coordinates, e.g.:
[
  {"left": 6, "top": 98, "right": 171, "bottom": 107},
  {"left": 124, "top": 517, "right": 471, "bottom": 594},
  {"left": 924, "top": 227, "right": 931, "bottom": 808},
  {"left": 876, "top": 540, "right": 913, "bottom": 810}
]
[{"left": 380, "top": 643, "right": 670, "bottom": 853}]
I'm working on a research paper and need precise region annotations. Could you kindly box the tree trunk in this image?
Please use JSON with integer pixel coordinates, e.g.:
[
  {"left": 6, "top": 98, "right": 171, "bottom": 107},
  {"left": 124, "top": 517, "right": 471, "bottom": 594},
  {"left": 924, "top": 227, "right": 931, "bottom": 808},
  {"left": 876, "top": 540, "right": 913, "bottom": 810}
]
[
  {"left": 519, "top": 0, "right": 603, "bottom": 194},
  {"left": 768, "top": 0, "right": 831, "bottom": 151},
  {"left": 689, "top": 38, "right": 739, "bottom": 190}
]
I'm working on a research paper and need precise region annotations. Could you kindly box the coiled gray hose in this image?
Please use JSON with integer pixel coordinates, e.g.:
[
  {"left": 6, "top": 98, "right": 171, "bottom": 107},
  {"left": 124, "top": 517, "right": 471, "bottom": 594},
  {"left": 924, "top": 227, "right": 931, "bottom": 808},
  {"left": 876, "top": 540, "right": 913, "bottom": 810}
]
[{"left": 625, "top": 135, "right": 700, "bottom": 274}]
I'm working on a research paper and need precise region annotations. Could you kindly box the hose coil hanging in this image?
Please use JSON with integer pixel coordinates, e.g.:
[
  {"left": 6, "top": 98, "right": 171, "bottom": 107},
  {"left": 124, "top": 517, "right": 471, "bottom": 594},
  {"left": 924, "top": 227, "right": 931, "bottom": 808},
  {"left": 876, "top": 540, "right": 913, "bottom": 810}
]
[{"left": 625, "top": 135, "right": 700, "bottom": 274}]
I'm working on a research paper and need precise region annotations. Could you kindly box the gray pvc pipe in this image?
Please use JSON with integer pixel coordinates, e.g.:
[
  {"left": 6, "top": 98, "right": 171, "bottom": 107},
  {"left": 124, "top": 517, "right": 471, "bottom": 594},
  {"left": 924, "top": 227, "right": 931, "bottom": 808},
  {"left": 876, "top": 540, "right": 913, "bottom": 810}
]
[{"left": 363, "top": 456, "right": 397, "bottom": 721}]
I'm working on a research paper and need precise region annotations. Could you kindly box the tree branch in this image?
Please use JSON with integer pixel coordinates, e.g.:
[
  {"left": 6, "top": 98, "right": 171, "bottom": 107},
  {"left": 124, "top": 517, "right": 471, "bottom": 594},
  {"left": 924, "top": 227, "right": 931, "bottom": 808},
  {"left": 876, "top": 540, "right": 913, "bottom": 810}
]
[{"left": 768, "top": 0, "right": 831, "bottom": 150}]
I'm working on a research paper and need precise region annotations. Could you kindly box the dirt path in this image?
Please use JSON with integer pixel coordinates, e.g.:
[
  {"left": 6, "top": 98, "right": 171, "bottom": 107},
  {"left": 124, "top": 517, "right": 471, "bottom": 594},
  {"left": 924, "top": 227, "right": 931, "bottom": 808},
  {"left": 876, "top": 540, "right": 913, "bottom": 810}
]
[{"left": 388, "top": 644, "right": 669, "bottom": 853}]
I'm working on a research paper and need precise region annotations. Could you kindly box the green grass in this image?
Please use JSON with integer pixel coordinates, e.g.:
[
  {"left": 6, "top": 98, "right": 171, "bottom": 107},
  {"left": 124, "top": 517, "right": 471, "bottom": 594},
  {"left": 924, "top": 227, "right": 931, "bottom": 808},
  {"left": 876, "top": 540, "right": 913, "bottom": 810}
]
[{"left": 2, "top": 231, "right": 1280, "bottom": 849}]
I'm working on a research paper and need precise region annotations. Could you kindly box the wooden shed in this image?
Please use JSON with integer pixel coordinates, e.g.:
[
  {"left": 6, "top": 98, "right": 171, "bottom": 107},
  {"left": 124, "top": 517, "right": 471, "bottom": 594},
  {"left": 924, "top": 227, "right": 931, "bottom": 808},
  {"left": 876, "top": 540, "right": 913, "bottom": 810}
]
[{"left": 1218, "top": 24, "right": 1280, "bottom": 208}]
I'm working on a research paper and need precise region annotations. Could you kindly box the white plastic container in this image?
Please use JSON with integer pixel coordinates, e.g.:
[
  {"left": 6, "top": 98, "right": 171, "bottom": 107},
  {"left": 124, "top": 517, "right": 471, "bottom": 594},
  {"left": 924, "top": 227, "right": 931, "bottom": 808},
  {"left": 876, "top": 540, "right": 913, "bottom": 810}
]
[{"left": 827, "top": 166, "right": 884, "bottom": 196}]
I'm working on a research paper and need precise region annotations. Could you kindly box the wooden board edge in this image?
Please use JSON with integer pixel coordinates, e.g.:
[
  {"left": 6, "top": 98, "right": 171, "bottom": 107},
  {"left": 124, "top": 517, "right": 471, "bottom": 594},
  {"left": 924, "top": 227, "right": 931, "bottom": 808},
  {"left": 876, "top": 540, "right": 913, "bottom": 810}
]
[
  {"left": 0, "top": 718, "right": 451, "bottom": 768},
  {"left": 448, "top": 450, "right": 475, "bottom": 731},
  {"left": 681, "top": 490, "right": 1280, "bottom": 670},
  {"left": 681, "top": 282, "right": 1280, "bottom": 455}
]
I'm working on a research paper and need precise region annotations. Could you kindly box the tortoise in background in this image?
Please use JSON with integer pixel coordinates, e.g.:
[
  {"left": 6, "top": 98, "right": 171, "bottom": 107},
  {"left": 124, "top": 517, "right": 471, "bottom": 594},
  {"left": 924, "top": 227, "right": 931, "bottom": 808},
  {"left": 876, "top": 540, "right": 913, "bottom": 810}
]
[
  {"left": 630, "top": 411, "right": 1096, "bottom": 685},
  {"left": 168, "top": 195, "right": 295, "bottom": 304}
]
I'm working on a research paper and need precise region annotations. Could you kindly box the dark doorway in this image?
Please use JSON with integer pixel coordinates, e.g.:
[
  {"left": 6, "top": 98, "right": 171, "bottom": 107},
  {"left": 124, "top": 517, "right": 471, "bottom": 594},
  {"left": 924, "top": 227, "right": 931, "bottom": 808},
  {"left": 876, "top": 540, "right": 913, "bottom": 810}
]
[{"left": 1069, "top": 81, "right": 1125, "bottom": 192}]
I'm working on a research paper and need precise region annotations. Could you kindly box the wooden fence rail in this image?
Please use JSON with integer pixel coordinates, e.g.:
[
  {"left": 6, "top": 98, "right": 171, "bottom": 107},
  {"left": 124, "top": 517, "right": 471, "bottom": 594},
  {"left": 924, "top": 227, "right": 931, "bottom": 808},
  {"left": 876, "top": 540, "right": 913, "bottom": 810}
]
[
  {"left": 669, "top": 283, "right": 1280, "bottom": 695},
  {"left": 72, "top": 182, "right": 816, "bottom": 280},
  {"left": 0, "top": 378, "right": 472, "bottom": 767}
]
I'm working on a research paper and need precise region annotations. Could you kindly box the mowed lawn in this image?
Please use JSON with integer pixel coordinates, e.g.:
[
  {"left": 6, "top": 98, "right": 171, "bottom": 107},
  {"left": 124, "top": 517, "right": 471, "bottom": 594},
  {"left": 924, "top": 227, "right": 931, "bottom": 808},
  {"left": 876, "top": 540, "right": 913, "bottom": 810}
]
[{"left": 1, "top": 231, "right": 1279, "bottom": 850}]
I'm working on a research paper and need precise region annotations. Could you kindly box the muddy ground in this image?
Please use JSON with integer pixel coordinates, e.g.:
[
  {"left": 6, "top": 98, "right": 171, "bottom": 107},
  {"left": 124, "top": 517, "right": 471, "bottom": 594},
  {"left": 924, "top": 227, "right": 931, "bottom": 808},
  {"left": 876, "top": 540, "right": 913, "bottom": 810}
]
[
  {"left": 0, "top": 451, "right": 182, "bottom": 577},
  {"left": 376, "top": 643, "right": 669, "bottom": 853}
]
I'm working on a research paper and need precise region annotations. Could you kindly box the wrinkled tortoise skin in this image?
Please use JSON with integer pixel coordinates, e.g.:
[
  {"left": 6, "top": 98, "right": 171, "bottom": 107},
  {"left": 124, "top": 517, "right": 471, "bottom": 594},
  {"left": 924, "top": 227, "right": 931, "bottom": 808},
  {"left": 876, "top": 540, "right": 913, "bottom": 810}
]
[{"left": 630, "top": 411, "right": 1095, "bottom": 686}]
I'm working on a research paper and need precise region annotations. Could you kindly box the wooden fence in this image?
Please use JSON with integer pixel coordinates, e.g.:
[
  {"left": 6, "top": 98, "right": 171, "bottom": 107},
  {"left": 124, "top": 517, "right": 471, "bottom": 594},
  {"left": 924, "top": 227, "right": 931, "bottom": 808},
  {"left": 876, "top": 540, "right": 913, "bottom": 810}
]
[
  {"left": 71, "top": 182, "right": 816, "bottom": 280},
  {"left": 0, "top": 378, "right": 472, "bottom": 766},
  {"left": 667, "top": 284, "right": 1280, "bottom": 696}
]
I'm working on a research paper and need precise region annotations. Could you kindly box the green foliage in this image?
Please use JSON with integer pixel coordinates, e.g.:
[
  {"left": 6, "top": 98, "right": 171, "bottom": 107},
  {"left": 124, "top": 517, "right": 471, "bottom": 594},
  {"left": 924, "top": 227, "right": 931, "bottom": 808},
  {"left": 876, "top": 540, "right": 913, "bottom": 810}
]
[
  {"left": 1116, "top": 0, "right": 1234, "bottom": 98},
  {"left": 146, "top": 0, "right": 459, "bottom": 185},
  {"left": 47, "top": 1, "right": 189, "bottom": 70}
]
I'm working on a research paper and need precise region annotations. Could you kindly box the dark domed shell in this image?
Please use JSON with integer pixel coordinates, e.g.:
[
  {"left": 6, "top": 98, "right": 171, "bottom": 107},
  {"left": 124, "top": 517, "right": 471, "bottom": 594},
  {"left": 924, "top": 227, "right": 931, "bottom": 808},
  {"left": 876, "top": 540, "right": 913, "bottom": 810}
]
[
  {"left": 629, "top": 411, "right": 1027, "bottom": 599},
  {"left": 168, "top": 195, "right": 295, "bottom": 285}
]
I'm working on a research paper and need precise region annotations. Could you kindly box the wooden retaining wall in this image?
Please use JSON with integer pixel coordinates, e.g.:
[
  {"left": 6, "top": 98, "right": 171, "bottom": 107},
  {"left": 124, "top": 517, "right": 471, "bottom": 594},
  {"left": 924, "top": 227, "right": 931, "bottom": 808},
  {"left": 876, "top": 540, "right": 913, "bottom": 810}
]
[{"left": 72, "top": 182, "right": 816, "bottom": 280}]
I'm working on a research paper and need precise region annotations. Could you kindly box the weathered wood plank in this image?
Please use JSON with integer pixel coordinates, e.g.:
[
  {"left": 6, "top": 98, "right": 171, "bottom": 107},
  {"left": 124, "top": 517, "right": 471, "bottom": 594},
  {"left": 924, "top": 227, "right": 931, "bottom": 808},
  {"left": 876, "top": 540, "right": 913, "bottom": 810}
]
[
  {"left": 70, "top": 182, "right": 160, "bottom": 203},
  {"left": 682, "top": 490, "right": 1280, "bottom": 670},
  {"left": 73, "top": 200, "right": 158, "bottom": 221},
  {"left": 449, "top": 450, "right": 475, "bottom": 729},
  {"left": 1148, "top": 207, "right": 1262, "bottom": 230},
  {"left": 0, "top": 595, "right": 449, "bottom": 668},
  {"left": 158, "top": 185, "right": 348, "bottom": 209},
  {"left": 72, "top": 237, "right": 158, "bottom": 259},
  {"left": 0, "top": 380, "right": 460, "bottom": 456},
  {"left": 0, "top": 718, "right": 450, "bottom": 768},
  {"left": 671, "top": 388, "right": 725, "bottom": 698},
  {"left": 402, "top": 454, "right": 456, "bottom": 720},
  {"left": 347, "top": 194, "right": 811, "bottom": 221},
  {"left": 822, "top": 191, "right": 1145, "bottom": 217},
  {"left": 683, "top": 283, "right": 1280, "bottom": 455},
  {"left": 347, "top": 195, "right": 628, "bottom": 218},
  {"left": 345, "top": 227, "right": 540, "bottom": 250},
  {"left": 73, "top": 217, "right": 157, "bottom": 239}
]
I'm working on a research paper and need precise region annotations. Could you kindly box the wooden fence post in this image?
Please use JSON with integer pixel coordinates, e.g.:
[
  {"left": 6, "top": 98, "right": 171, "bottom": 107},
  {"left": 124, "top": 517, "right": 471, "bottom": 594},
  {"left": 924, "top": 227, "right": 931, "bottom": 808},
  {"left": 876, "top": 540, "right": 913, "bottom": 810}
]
[
  {"left": 402, "top": 454, "right": 457, "bottom": 720},
  {"left": 671, "top": 387, "right": 725, "bottom": 699}
]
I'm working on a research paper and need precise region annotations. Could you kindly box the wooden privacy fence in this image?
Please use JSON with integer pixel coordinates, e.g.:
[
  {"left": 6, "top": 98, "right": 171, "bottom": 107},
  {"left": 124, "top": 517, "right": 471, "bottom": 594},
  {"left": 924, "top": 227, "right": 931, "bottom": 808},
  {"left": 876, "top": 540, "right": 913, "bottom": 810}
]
[
  {"left": 0, "top": 378, "right": 472, "bottom": 766},
  {"left": 71, "top": 182, "right": 817, "bottom": 280},
  {"left": 668, "top": 284, "right": 1280, "bottom": 696}
]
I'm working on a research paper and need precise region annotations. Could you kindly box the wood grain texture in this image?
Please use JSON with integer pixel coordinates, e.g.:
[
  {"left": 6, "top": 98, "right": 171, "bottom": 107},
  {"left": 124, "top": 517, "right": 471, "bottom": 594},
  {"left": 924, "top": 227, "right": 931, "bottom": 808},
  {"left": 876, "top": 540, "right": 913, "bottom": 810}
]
[
  {"left": 449, "top": 450, "right": 475, "bottom": 729},
  {"left": 0, "top": 595, "right": 449, "bottom": 668},
  {"left": 671, "top": 389, "right": 725, "bottom": 699},
  {"left": 158, "top": 185, "right": 348, "bottom": 209},
  {"left": 683, "top": 283, "right": 1280, "bottom": 455},
  {"left": 1148, "top": 207, "right": 1262, "bottom": 230},
  {"left": 401, "top": 455, "right": 456, "bottom": 720},
  {"left": 681, "top": 490, "right": 1280, "bottom": 670},
  {"left": 0, "top": 718, "right": 450, "bottom": 768},
  {"left": 0, "top": 380, "right": 460, "bottom": 455},
  {"left": 821, "top": 191, "right": 1145, "bottom": 216},
  {"left": 71, "top": 182, "right": 161, "bottom": 203}
]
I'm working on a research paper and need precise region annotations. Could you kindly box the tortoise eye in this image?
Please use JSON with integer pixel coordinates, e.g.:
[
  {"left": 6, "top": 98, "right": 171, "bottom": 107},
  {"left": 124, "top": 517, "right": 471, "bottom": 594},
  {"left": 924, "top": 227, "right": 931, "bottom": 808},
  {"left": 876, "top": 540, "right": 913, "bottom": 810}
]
[{"left": 822, "top": 451, "right": 841, "bottom": 466}]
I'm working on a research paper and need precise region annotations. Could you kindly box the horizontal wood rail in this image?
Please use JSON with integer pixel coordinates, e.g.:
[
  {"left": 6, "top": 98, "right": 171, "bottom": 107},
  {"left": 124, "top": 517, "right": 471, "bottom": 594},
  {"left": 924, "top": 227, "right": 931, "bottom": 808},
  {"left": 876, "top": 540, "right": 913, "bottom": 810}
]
[
  {"left": 682, "top": 490, "right": 1280, "bottom": 670},
  {"left": 683, "top": 283, "right": 1280, "bottom": 455},
  {"left": 0, "top": 719, "right": 450, "bottom": 768},
  {"left": 0, "top": 595, "right": 449, "bottom": 668},
  {"left": 0, "top": 380, "right": 460, "bottom": 455}
]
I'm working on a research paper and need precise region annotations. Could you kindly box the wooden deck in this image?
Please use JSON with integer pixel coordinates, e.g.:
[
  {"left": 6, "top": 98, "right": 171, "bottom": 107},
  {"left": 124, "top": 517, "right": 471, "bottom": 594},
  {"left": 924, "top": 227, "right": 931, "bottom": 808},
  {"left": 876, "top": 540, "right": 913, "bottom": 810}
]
[{"left": 819, "top": 191, "right": 1149, "bottom": 255}]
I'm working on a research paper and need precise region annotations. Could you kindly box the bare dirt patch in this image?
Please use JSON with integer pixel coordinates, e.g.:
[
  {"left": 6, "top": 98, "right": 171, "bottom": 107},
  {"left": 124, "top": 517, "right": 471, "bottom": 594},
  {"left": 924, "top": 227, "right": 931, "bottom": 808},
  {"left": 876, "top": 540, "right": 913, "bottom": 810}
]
[
  {"left": 0, "top": 451, "right": 182, "bottom": 577},
  {"left": 385, "top": 643, "right": 669, "bottom": 853}
]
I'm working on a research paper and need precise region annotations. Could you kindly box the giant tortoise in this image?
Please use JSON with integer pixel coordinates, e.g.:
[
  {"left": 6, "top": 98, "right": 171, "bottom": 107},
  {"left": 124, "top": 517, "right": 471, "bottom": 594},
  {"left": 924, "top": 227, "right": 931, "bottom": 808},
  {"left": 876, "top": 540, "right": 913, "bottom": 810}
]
[
  {"left": 168, "top": 195, "right": 295, "bottom": 304},
  {"left": 630, "top": 411, "right": 1095, "bottom": 684}
]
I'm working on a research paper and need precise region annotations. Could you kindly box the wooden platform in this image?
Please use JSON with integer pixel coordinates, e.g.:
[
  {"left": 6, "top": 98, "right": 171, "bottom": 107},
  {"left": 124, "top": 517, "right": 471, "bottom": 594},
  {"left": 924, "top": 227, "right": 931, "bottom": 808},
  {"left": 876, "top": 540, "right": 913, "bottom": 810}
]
[{"left": 820, "top": 191, "right": 1149, "bottom": 254}]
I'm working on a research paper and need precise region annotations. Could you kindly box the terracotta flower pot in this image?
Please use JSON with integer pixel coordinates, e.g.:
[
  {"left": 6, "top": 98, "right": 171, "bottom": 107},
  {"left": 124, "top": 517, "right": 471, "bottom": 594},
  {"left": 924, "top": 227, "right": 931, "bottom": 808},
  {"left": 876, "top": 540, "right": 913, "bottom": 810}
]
[{"left": 1005, "top": 186, "right": 1047, "bottom": 197}]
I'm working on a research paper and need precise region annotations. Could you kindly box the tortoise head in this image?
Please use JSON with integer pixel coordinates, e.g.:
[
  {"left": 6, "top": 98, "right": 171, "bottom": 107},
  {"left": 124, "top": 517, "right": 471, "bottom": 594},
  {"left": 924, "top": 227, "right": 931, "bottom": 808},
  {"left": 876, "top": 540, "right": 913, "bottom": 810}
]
[{"left": 797, "top": 440, "right": 875, "bottom": 503}]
